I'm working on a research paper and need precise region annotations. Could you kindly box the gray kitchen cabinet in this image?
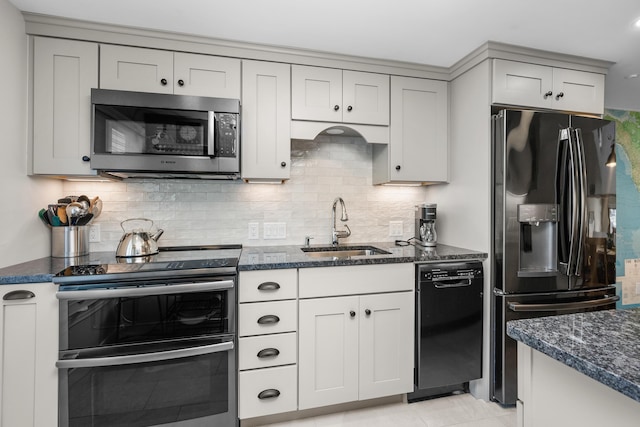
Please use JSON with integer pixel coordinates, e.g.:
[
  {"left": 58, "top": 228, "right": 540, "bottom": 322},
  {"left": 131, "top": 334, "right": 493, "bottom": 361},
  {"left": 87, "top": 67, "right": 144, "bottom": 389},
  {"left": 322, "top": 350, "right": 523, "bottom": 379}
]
[
  {"left": 297, "top": 264, "right": 414, "bottom": 410},
  {"left": 241, "top": 60, "right": 291, "bottom": 182},
  {"left": 100, "top": 44, "right": 241, "bottom": 98},
  {"left": 238, "top": 269, "right": 298, "bottom": 419},
  {"left": 291, "top": 65, "right": 390, "bottom": 125},
  {"left": 31, "top": 36, "right": 98, "bottom": 176},
  {"left": 492, "top": 59, "right": 605, "bottom": 115},
  {"left": 0, "top": 283, "right": 58, "bottom": 426},
  {"left": 373, "top": 76, "right": 449, "bottom": 184}
]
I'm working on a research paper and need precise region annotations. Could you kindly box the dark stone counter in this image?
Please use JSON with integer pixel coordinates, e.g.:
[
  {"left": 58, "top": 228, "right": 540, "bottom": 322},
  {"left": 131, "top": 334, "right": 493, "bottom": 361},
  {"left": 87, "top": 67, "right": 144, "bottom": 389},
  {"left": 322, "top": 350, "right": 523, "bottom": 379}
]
[{"left": 507, "top": 308, "right": 640, "bottom": 403}]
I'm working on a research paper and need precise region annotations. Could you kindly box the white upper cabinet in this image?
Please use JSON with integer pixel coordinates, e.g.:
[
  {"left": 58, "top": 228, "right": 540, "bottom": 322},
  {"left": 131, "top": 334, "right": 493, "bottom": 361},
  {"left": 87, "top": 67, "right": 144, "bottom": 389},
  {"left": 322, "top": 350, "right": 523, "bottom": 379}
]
[
  {"left": 373, "top": 76, "right": 449, "bottom": 184},
  {"left": 241, "top": 60, "right": 291, "bottom": 181},
  {"left": 31, "top": 36, "right": 98, "bottom": 176},
  {"left": 100, "top": 45, "right": 241, "bottom": 98},
  {"left": 291, "top": 65, "right": 389, "bottom": 125},
  {"left": 492, "top": 59, "right": 605, "bottom": 115}
]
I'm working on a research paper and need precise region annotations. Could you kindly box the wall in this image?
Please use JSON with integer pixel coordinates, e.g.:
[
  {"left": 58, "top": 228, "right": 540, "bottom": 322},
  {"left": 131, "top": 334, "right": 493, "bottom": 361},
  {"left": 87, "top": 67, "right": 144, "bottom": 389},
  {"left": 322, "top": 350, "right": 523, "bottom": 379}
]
[
  {"left": 0, "top": 0, "right": 62, "bottom": 268},
  {"left": 63, "top": 137, "right": 428, "bottom": 252}
]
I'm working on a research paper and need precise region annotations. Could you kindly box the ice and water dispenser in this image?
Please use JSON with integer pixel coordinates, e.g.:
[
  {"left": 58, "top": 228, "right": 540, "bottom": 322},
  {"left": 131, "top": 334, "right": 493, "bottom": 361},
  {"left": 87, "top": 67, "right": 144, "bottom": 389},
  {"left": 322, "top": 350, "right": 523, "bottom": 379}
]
[{"left": 517, "top": 204, "right": 558, "bottom": 277}]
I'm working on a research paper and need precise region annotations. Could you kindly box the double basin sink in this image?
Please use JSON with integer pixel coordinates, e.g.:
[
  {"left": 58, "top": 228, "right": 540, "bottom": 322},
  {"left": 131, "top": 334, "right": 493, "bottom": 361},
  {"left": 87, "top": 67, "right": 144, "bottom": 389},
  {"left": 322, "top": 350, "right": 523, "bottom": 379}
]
[{"left": 301, "top": 245, "right": 391, "bottom": 259}]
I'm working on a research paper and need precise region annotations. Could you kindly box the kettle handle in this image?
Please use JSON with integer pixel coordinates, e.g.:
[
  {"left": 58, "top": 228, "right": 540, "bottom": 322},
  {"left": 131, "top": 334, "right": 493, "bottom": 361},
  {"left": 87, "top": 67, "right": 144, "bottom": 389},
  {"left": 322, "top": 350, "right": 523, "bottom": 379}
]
[{"left": 120, "top": 218, "right": 154, "bottom": 232}]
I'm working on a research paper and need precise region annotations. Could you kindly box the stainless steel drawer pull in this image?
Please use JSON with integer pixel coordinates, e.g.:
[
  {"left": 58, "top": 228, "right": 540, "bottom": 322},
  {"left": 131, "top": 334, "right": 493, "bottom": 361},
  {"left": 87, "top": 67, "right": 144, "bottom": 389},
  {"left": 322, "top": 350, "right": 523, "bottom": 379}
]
[
  {"left": 3, "top": 290, "right": 35, "bottom": 300},
  {"left": 258, "top": 389, "right": 281, "bottom": 400},
  {"left": 257, "top": 281, "right": 280, "bottom": 291},
  {"left": 257, "top": 315, "right": 280, "bottom": 324},
  {"left": 257, "top": 348, "right": 280, "bottom": 358}
]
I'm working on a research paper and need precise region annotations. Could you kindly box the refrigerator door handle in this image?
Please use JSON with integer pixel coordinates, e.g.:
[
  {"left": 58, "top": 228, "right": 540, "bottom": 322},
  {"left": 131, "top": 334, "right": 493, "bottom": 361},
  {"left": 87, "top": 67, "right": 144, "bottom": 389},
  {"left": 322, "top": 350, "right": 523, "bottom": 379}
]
[
  {"left": 560, "top": 127, "right": 580, "bottom": 277},
  {"left": 573, "top": 128, "right": 588, "bottom": 277},
  {"left": 507, "top": 295, "right": 619, "bottom": 312}
]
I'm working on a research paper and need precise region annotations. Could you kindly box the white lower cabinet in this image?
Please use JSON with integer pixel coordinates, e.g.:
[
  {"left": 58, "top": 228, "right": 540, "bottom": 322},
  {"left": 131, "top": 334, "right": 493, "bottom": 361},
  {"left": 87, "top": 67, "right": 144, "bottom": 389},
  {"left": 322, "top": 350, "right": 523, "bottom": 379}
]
[
  {"left": 238, "top": 269, "right": 298, "bottom": 420},
  {"left": 0, "top": 283, "right": 58, "bottom": 427},
  {"left": 298, "top": 264, "right": 414, "bottom": 410}
]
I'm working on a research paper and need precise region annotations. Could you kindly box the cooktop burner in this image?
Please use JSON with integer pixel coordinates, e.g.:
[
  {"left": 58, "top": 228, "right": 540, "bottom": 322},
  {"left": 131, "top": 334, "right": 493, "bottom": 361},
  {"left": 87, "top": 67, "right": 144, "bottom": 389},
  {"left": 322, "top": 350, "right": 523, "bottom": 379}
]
[{"left": 53, "top": 245, "right": 242, "bottom": 285}]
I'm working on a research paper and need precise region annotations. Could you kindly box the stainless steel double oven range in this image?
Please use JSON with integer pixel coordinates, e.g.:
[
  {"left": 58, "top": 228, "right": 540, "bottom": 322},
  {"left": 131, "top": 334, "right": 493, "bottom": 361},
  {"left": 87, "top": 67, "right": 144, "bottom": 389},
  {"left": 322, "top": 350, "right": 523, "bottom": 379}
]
[{"left": 53, "top": 245, "right": 241, "bottom": 427}]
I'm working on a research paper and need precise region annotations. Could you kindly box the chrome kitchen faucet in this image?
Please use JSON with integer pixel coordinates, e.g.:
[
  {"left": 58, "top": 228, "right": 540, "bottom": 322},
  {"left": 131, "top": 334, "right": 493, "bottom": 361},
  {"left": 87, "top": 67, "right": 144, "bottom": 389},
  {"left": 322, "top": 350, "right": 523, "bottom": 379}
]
[{"left": 331, "top": 197, "right": 351, "bottom": 245}]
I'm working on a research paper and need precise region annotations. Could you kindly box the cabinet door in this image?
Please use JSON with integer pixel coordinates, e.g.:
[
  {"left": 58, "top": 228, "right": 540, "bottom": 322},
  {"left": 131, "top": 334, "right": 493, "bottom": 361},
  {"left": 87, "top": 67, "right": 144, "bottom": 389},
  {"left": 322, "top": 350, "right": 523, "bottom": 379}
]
[
  {"left": 552, "top": 68, "right": 604, "bottom": 115},
  {"left": 291, "top": 65, "right": 342, "bottom": 122},
  {"left": 0, "top": 284, "right": 58, "bottom": 427},
  {"left": 32, "top": 37, "right": 98, "bottom": 176},
  {"left": 388, "top": 76, "right": 448, "bottom": 182},
  {"left": 174, "top": 52, "right": 240, "bottom": 98},
  {"left": 100, "top": 44, "right": 173, "bottom": 93},
  {"left": 241, "top": 60, "right": 291, "bottom": 181},
  {"left": 358, "top": 292, "right": 414, "bottom": 400},
  {"left": 342, "top": 71, "right": 389, "bottom": 125},
  {"left": 298, "top": 296, "right": 359, "bottom": 409},
  {"left": 492, "top": 59, "right": 553, "bottom": 109}
]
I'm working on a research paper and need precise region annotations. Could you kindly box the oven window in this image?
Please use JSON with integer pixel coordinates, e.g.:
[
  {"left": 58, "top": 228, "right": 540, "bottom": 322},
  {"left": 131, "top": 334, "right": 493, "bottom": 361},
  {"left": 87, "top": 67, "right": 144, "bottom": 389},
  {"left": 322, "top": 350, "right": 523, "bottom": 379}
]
[
  {"left": 65, "top": 291, "right": 229, "bottom": 349},
  {"left": 64, "top": 350, "right": 231, "bottom": 427}
]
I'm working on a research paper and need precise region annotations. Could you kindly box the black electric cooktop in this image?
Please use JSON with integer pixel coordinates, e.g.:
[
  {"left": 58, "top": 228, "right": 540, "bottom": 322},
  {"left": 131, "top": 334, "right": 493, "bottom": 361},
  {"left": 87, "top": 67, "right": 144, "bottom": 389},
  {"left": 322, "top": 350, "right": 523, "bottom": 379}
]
[{"left": 53, "top": 245, "right": 242, "bottom": 285}]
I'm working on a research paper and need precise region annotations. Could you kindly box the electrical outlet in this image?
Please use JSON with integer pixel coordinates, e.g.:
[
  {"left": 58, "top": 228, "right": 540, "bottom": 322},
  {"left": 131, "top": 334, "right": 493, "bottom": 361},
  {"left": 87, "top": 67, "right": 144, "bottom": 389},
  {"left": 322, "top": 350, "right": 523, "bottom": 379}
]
[
  {"left": 89, "top": 224, "right": 101, "bottom": 242},
  {"left": 248, "top": 222, "right": 259, "bottom": 240},
  {"left": 389, "top": 221, "right": 403, "bottom": 237},
  {"left": 264, "top": 222, "right": 286, "bottom": 239}
]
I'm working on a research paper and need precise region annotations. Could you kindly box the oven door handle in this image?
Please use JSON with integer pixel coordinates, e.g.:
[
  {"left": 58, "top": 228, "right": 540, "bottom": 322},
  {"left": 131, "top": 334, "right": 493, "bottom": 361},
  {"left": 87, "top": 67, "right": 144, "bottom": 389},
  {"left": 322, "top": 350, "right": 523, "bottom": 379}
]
[
  {"left": 56, "top": 340, "right": 234, "bottom": 369},
  {"left": 56, "top": 280, "right": 235, "bottom": 300}
]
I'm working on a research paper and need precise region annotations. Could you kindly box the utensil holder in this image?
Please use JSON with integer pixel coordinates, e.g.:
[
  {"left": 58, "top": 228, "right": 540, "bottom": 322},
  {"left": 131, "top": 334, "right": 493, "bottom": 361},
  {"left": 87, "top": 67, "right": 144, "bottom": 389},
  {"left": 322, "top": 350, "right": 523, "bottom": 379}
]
[{"left": 51, "top": 226, "right": 89, "bottom": 258}]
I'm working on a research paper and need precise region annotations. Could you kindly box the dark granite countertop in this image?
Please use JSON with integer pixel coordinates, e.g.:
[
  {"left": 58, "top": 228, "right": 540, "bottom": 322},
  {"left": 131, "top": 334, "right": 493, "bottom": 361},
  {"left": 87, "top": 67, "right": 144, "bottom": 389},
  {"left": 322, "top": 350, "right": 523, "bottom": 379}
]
[
  {"left": 0, "top": 242, "right": 487, "bottom": 284},
  {"left": 238, "top": 242, "right": 486, "bottom": 271},
  {"left": 507, "top": 309, "right": 640, "bottom": 403}
]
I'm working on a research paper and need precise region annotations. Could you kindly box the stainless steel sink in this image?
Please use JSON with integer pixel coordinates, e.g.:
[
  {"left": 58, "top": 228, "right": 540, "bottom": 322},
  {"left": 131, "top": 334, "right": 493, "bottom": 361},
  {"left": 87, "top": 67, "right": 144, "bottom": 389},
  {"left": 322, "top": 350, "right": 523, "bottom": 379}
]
[{"left": 301, "top": 245, "right": 391, "bottom": 258}]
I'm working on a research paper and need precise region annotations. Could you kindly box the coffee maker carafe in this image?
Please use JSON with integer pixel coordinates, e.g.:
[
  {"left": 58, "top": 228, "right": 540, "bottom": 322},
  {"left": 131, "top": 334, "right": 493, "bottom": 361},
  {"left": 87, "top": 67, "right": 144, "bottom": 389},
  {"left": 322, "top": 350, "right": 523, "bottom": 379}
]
[{"left": 415, "top": 204, "right": 437, "bottom": 247}]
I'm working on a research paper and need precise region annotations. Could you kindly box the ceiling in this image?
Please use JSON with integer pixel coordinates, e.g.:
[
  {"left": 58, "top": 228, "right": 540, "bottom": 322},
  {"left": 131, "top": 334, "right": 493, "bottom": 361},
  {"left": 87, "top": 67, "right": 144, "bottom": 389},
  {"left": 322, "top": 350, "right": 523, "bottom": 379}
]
[{"left": 8, "top": 0, "right": 640, "bottom": 110}]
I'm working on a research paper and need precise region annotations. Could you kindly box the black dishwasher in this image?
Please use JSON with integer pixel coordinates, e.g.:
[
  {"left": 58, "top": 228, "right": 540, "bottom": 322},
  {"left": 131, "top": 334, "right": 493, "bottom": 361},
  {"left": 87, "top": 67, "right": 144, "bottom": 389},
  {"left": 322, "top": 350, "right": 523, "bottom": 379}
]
[{"left": 409, "top": 260, "right": 483, "bottom": 402}]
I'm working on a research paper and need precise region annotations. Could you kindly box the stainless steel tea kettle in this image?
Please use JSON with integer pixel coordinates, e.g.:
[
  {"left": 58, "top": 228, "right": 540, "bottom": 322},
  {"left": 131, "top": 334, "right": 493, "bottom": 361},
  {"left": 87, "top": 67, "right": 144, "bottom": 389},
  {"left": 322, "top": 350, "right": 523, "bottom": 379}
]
[{"left": 116, "top": 218, "right": 164, "bottom": 257}]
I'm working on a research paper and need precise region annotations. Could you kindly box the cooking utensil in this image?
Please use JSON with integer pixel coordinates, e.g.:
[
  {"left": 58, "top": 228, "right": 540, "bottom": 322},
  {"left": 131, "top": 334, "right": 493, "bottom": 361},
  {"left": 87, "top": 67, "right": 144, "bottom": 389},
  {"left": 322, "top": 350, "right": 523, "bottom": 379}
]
[
  {"left": 38, "top": 209, "right": 50, "bottom": 227},
  {"left": 75, "top": 213, "right": 94, "bottom": 226},
  {"left": 116, "top": 218, "right": 164, "bottom": 258},
  {"left": 65, "top": 202, "right": 85, "bottom": 226},
  {"left": 57, "top": 206, "right": 68, "bottom": 225},
  {"left": 90, "top": 196, "right": 102, "bottom": 219}
]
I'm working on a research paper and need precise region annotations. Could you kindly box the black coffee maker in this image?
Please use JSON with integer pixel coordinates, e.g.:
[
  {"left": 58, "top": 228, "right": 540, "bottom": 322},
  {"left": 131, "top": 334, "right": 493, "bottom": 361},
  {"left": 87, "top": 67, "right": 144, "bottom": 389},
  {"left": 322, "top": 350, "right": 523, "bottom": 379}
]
[{"left": 415, "top": 204, "right": 437, "bottom": 247}]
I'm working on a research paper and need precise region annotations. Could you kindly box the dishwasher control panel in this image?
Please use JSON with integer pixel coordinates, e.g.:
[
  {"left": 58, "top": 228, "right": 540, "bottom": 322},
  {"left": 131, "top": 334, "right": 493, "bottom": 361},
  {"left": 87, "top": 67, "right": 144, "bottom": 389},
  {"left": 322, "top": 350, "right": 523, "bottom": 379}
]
[{"left": 418, "top": 261, "right": 483, "bottom": 282}]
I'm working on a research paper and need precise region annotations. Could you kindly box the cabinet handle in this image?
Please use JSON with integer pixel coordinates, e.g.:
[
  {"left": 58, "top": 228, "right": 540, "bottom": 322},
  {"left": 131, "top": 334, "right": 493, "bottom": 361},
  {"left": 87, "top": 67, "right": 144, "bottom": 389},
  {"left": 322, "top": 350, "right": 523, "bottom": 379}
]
[
  {"left": 347, "top": 105, "right": 353, "bottom": 112},
  {"left": 257, "top": 314, "right": 280, "bottom": 324},
  {"left": 280, "top": 161, "right": 287, "bottom": 168},
  {"left": 257, "top": 281, "right": 281, "bottom": 291},
  {"left": 257, "top": 348, "right": 280, "bottom": 358},
  {"left": 177, "top": 79, "right": 185, "bottom": 87},
  {"left": 555, "top": 92, "right": 564, "bottom": 100},
  {"left": 160, "top": 78, "right": 168, "bottom": 86},
  {"left": 395, "top": 165, "right": 401, "bottom": 171},
  {"left": 543, "top": 91, "right": 553, "bottom": 99},
  {"left": 81, "top": 155, "right": 90, "bottom": 162},
  {"left": 334, "top": 105, "right": 340, "bottom": 111},
  {"left": 3, "top": 290, "right": 35, "bottom": 301},
  {"left": 350, "top": 310, "right": 356, "bottom": 317},
  {"left": 365, "top": 309, "right": 371, "bottom": 316},
  {"left": 258, "top": 389, "right": 281, "bottom": 400}
]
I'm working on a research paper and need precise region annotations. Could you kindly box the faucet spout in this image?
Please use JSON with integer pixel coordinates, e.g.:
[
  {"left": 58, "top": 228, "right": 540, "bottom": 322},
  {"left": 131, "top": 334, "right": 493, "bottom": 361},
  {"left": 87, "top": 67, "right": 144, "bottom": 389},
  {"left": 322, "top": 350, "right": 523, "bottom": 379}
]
[{"left": 332, "top": 197, "right": 351, "bottom": 245}]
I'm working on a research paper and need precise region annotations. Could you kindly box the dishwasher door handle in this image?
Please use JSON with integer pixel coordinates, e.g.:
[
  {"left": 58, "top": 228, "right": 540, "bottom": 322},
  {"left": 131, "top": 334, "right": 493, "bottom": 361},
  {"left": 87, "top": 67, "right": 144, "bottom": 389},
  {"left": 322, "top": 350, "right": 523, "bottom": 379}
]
[
  {"left": 433, "top": 278, "right": 473, "bottom": 288},
  {"left": 508, "top": 295, "right": 619, "bottom": 312}
]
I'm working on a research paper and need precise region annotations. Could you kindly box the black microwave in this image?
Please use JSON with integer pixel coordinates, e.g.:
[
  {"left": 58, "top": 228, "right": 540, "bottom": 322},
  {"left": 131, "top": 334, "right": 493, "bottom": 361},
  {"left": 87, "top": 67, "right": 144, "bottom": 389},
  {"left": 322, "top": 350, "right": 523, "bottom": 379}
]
[{"left": 90, "top": 89, "right": 240, "bottom": 179}]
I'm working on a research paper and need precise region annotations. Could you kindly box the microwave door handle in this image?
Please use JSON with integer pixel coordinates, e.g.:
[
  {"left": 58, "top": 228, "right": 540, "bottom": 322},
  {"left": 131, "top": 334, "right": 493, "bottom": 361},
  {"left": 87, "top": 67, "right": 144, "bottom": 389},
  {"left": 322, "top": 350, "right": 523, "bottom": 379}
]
[
  {"left": 507, "top": 295, "right": 619, "bottom": 312},
  {"left": 56, "top": 340, "right": 234, "bottom": 369},
  {"left": 207, "top": 111, "right": 215, "bottom": 158},
  {"left": 56, "top": 279, "right": 235, "bottom": 300}
]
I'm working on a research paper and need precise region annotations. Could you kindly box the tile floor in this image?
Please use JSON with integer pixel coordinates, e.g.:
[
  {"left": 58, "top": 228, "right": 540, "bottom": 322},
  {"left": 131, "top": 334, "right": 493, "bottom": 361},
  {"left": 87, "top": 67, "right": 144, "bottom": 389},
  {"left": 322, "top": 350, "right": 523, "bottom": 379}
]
[{"left": 260, "top": 393, "right": 516, "bottom": 426}]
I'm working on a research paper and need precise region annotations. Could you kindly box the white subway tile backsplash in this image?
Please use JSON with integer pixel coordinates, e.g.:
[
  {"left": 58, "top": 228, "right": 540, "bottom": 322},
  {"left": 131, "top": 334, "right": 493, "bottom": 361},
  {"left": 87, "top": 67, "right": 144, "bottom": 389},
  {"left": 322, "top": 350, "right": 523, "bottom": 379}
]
[{"left": 65, "top": 138, "right": 428, "bottom": 251}]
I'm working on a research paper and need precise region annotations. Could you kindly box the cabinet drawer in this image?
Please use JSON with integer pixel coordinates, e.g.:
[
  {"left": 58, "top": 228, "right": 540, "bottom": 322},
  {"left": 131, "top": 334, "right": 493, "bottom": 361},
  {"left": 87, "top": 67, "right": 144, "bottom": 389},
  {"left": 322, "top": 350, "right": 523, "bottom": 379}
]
[
  {"left": 239, "top": 332, "right": 297, "bottom": 370},
  {"left": 239, "top": 269, "right": 297, "bottom": 302},
  {"left": 239, "top": 300, "right": 297, "bottom": 337},
  {"left": 238, "top": 365, "right": 297, "bottom": 419}
]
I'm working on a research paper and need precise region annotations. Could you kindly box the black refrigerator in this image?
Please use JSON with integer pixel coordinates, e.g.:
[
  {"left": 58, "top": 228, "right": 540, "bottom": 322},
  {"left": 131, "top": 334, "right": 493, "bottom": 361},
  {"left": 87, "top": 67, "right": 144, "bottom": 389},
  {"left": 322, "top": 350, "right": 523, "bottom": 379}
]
[{"left": 490, "top": 109, "right": 619, "bottom": 405}]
